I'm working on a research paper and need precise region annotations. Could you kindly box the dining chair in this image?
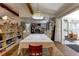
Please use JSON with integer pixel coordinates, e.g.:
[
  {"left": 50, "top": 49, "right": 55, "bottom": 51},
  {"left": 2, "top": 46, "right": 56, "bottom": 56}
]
[{"left": 28, "top": 45, "right": 43, "bottom": 56}]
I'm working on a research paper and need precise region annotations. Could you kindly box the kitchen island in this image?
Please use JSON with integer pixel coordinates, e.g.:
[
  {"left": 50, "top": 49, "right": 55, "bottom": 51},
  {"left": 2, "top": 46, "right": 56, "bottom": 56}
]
[{"left": 18, "top": 34, "right": 54, "bottom": 56}]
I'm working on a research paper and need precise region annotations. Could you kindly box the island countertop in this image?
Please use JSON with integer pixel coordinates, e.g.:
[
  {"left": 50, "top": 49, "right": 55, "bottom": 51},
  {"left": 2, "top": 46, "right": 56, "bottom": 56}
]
[{"left": 21, "top": 34, "right": 52, "bottom": 43}]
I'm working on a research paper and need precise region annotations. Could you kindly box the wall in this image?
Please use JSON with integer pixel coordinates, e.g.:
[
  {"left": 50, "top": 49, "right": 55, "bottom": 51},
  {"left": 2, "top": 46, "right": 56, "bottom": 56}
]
[
  {"left": 55, "top": 18, "right": 62, "bottom": 43},
  {"left": 25, "top": 23, "right": 31, "bottom": 34}
]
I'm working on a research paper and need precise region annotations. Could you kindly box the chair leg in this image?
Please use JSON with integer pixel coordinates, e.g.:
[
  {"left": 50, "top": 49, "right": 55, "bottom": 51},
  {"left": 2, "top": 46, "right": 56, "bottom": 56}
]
[
  {"left": 48, "top": 47, "right": 53, "bottom": 56},
  {"left": 21, "top": 48, "right": 27, "bottom": 56},
  {"left": 20, "top": 49, "right": 23, "bottom": 56}
]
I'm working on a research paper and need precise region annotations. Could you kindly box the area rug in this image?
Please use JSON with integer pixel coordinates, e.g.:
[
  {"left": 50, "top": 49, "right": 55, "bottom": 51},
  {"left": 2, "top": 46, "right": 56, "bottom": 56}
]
[{"left": 67, "top": 44, "right": 79, "bottom": 52}]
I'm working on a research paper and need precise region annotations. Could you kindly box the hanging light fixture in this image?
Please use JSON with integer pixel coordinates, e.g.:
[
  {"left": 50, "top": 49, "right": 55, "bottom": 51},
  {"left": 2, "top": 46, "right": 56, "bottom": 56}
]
[{"left": 32, "top": 3, "right": 44, "bottom": 20}]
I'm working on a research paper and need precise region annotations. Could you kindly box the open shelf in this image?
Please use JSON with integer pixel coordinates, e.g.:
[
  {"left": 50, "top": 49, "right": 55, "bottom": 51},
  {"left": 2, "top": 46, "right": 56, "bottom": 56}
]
[
  {"left": 0, "top": 17, "right": 23, "bottom": 56},
  {"left": 7, "top": 42, "right": 15, "bottom": 48},
  {"left": 6, "top": 36, "right": 17, "bottom": 41},
  {"left": 0, "top": 40, "right": 5, "bottom": 43},
  {"left": 0, "top": 43, "right": 18, "bottom": 56}
]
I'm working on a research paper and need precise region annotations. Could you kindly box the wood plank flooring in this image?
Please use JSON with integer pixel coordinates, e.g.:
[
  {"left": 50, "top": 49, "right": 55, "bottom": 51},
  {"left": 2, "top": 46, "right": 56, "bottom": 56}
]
[
  {"left": 54, "top": 41, "right": 79, "bottom": 56},
  {"left": 1, "top": 41, "right": 79, "bottom": 56}
]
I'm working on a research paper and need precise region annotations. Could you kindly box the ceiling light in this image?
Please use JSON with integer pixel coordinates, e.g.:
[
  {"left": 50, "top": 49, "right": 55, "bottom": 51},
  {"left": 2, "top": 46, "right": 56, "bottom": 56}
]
[
  {"left": 32, "top": 4, "right": 44, "bottom": 20},
  {"left": 2, "top": 16, "right": 8, "bottom": 20},
  {"left": 32, "top": 11, "right": 44, "bottom": 20}
]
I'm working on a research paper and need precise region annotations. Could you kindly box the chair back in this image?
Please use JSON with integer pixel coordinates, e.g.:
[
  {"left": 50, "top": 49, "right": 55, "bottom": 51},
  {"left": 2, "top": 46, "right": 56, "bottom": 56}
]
[{"left": 29, "top": 45, "right": 42, "bottom": 56}]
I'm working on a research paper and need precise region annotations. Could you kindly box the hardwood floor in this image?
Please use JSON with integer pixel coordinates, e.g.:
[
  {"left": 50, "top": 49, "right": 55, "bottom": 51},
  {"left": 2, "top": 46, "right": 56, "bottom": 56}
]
[
  {"left": 8, "top": 45, "right": 50, "bottom": 56},
  {"left": 54, "top": 41, "right": 79, "bottom": 56},
  {"left": 2, "top": 41, "right": 79, "bottom": 56}
]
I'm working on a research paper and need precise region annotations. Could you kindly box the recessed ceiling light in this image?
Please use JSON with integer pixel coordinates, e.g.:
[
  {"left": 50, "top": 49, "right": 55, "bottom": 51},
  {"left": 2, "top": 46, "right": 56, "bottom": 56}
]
[{"left": 2, "top": 16, "right": 8, "bottom": 20}]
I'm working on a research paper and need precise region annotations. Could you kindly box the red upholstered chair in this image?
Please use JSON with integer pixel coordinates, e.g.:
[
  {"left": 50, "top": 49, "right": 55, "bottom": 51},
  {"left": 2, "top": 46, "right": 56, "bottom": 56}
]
[{"left": 28, "top": 45, "right": 42, "bottom": 56}]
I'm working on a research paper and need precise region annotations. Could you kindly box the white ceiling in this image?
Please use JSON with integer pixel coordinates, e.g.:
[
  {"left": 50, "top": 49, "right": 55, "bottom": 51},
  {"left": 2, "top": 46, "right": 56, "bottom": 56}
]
[
  {"left": 31, "top": 3, "right": 66, "bottom": 17},
  {"left": 4, "top": 3, "right": 32, "bottom": 17},
  {"left": 31, "top": 3, "right": 65, "bottom": 15},
  {"left": 63, "top": 9, "right": 79, "bottom": 20},
  {"left": 3, "top": 3, "right": 67, "bottom": 17},
  {"left": 0, "top": 3, "right": 79, "bottom": 23},
  {"left": 3, "top": 3, "right": 19, "bottom": 14},
  {"left": 0, "top": 3, "right": 78, "bottom": 23},
  {"left": 0, "top": 6, "right": 17, "bottom": 17}
]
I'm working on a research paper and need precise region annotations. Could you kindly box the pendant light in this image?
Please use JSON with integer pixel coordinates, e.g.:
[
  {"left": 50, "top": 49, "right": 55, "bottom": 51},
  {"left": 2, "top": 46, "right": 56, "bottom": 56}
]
[{"left": 32, "top": 3, "right": 44, "bottom": 20}]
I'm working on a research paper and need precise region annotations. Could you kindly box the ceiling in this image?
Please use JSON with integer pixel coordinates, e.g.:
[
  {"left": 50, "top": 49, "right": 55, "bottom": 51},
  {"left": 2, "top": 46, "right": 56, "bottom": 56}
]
[
  {"left": 0, "top": 6, "right": 17, "bottom": 17},
  {"left": 31, "top": 3, "right": 65, "bottom": 16},
  {"left": 0, "top": 3, "right": 72, "bottom": 17},
  {"left": 0, "top": 3, "right": 79, "bottom": 22}
]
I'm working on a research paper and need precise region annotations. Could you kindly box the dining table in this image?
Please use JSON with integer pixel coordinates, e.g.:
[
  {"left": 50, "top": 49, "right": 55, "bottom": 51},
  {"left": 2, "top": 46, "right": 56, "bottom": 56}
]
[{"left": 18, "top": 34, "right": 54, "bottom": 56}]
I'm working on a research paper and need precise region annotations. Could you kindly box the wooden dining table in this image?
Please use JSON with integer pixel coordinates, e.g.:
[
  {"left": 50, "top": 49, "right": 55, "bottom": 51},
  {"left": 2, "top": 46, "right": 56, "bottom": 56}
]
[{"left": 18, "top": 34, "right": 54, "bottom": 56}]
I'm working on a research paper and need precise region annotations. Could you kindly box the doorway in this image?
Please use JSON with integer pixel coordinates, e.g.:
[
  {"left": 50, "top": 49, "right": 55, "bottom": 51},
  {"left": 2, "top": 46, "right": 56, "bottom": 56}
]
[{"left": 62, "top": 9, "right": 79, "bottom": 45}]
